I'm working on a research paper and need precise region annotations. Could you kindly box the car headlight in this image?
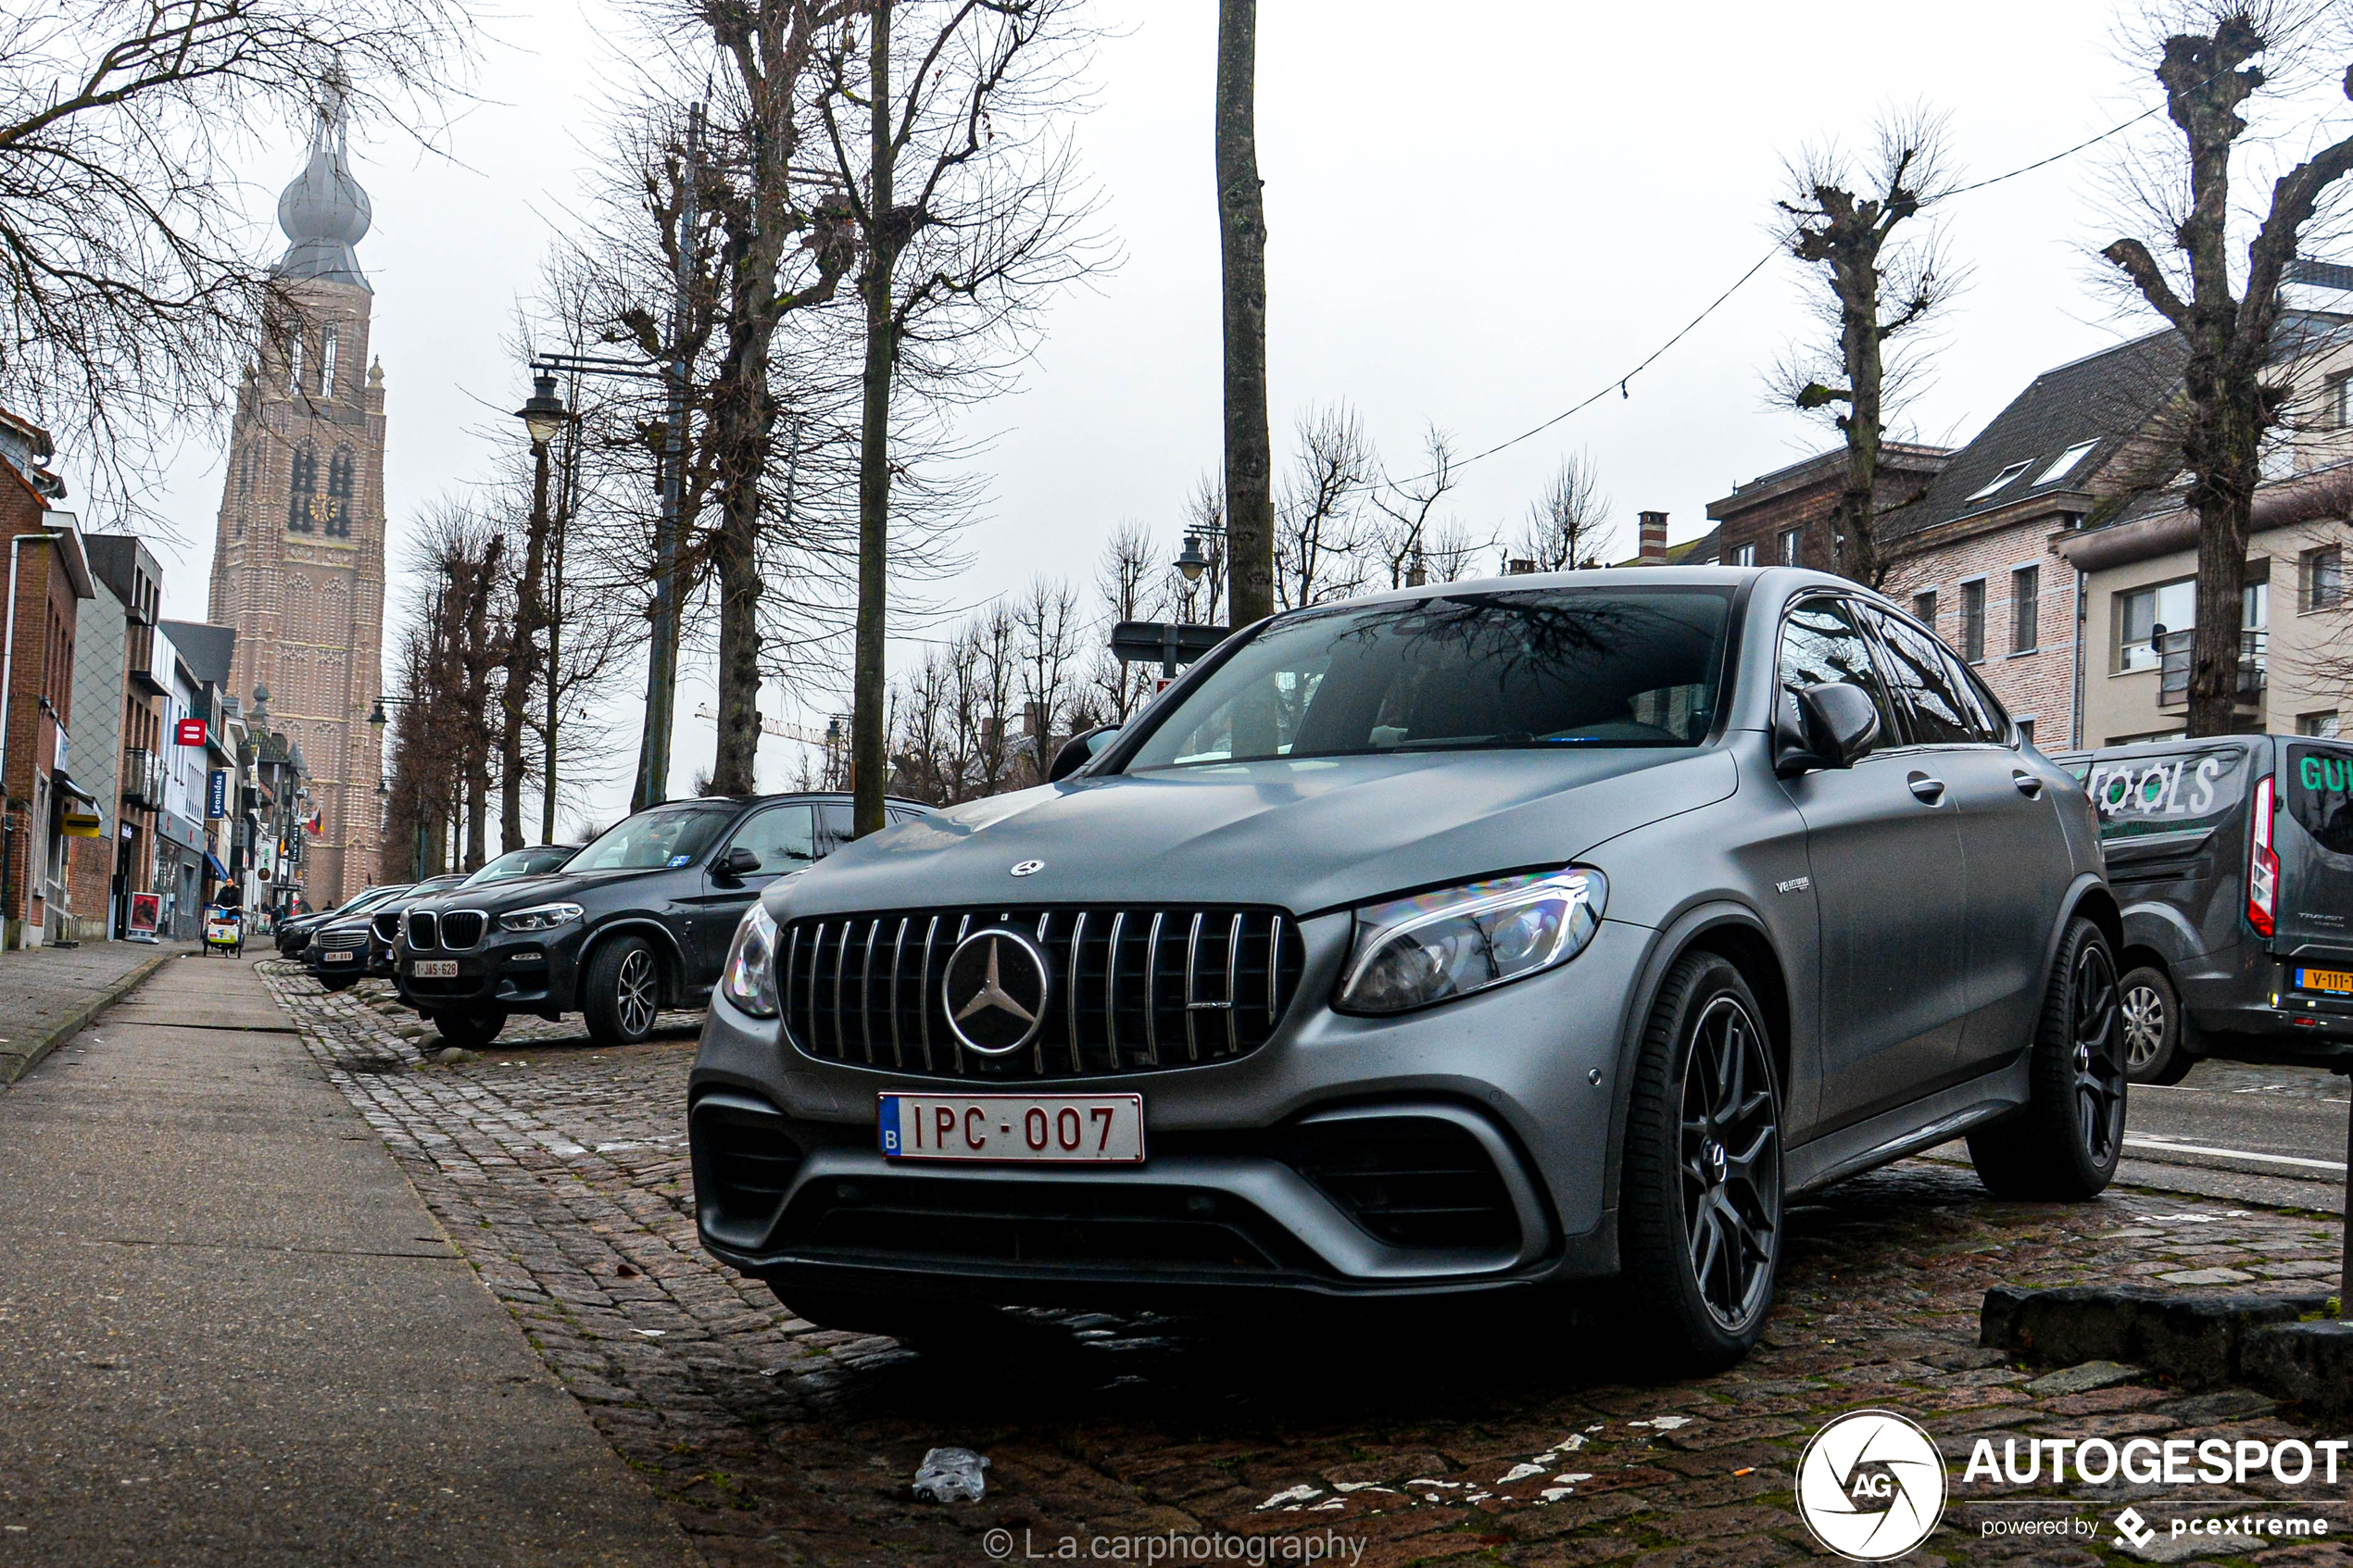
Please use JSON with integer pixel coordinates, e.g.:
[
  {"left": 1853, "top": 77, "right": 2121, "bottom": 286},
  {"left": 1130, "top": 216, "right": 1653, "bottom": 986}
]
[
  {"left": 498, "top": 901, "right": 583, "bottom": 933},
  {"left": 1336, "top": 867, "right": 1607, "bottom": 1015},
  {"left": 721, "top": 902, "right": 780, "bottom": 1019}
]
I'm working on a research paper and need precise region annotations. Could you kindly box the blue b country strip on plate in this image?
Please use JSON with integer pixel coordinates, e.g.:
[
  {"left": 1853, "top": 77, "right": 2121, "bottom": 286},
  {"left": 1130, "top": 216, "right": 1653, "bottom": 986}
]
[{"left": 878, "top": 1092, "right": 1146, "bottom": 1163}]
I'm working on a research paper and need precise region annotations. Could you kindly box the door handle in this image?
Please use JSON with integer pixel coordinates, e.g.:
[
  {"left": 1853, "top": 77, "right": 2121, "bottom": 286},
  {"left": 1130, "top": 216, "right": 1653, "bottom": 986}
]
[
  {"left": 2011, "top": 770, "right": 2044, "bottom": 799},
  {"left": 1907, "top": 772, "right": 1945, "bottom": 806}
]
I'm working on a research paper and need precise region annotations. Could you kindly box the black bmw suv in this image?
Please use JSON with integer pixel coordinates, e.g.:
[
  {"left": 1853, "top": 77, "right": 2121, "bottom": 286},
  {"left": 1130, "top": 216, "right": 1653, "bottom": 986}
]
[{"left": 394, "top": 793, "right": 926, "bottom": 1048}]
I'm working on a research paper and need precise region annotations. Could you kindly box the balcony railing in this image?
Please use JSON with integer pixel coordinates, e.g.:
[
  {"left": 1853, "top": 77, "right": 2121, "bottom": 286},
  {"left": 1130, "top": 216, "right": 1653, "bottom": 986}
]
[
  {"left": 121, "top": 747, "right": 159, "bottom": 809},
  {"left": 2156, "top": 627, "right": 2267, "bottom": 709}
]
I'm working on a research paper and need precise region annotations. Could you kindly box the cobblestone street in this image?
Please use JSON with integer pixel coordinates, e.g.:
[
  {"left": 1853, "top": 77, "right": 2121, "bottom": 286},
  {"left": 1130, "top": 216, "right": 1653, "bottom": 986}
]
[{"left": 265, "top": 961, "right": 2353, "bottom": 1567}]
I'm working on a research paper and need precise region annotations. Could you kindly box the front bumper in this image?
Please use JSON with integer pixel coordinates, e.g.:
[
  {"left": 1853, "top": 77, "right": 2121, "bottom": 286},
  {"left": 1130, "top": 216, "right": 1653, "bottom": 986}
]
[
  {"left": 687, "top": 914, "right": 1651, "bottom": 1302},
  {"left": 392, "top": 924, "right": 580, "bottom": 1013}
]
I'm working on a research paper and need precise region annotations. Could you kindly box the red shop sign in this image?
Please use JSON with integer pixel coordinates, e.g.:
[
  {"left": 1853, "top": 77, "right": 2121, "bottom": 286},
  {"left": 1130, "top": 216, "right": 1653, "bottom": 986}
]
[{"left": 175, "top": 718, "right": 207, "bottom": 746}]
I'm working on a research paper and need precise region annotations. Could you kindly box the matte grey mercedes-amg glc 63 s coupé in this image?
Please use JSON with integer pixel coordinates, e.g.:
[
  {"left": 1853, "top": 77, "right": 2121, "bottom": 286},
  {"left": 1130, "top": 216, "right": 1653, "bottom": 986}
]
[{"left": 688, "top": 567, "right": 2122, "bottom": 1368}]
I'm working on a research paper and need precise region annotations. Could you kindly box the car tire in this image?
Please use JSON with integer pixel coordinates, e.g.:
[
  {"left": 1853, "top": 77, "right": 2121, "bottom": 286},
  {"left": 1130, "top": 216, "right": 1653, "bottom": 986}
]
[
  {"left": 319, "top": 974, "right": 355, "bottom": 992},
  {"left": 582, "top": 936, "right": 661, "bottom": 1047},
  {"left": 2119, "top": 964, "right": 2190, "bottom": 1085},
  {"left": 431, "top": 1010, "right": 506, "bottom": 1049},
  {"left": 1617, "top": 950, "right": 1783, "bottom": 1373},
  {"left": 1967, "top": 916, "right": 2126, "bottom": 1201}
]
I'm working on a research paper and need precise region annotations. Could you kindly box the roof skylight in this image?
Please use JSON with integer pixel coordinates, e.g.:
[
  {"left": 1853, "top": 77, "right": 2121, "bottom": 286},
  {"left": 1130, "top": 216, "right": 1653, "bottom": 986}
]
[
  {"left": 2034, "top": 439, "right": 2100, "bottom": 486},
  {"left": 1964, "top": 460, "right": 2033, "bottom": 502}
]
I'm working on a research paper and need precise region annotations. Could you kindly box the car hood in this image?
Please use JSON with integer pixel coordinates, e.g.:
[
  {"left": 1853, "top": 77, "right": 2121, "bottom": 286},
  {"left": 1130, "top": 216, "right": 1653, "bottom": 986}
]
[
  {"left": 784, "top": 747, "right": 1738, "bottom": 918},
  {"left": 430, "top": 863, "right": 680, "bottom": 913}
]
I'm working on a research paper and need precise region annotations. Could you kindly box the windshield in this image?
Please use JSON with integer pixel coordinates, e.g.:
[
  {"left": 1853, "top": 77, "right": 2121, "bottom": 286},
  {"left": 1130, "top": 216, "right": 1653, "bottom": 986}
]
[
  {"left": 461, "top": 844, "right": 578, "bottom": 886},
  {"left": 1123, "top": 586, "right": 1732, "bottom": 771},
  {"left": 570, "top": 805, "right": 733, "bottom": 872},
  {"left": 338, "top": 884, "right": 412, "bottom": 917}
]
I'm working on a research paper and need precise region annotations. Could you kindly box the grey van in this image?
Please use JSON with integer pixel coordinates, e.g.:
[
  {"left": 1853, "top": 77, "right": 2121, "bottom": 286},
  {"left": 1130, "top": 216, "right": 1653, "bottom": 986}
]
[{"left": 2053, "top": 734, "right": 2353, "bottom": 1082}]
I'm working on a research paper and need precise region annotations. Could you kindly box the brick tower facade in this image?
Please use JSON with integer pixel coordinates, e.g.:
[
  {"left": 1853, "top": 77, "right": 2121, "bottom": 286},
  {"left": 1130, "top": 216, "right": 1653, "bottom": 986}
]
[{"left": 207, "top": 99, "right": 386, "bottom": 904}]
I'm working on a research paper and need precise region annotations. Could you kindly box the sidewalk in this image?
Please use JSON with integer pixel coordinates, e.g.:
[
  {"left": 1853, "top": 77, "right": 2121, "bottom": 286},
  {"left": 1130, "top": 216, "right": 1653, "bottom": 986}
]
[
  {"left": 0, "top": 951, "right": 702, "bottom": 1566},
  {"left": 0, "top": 939, "right": 190, "bottom": 1084}
]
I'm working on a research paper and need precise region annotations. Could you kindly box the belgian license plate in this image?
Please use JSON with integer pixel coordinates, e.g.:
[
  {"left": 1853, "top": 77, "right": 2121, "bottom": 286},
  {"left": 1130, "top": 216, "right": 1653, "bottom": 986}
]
[
  {"left": 322, "top": 950, "right": 357, "bottom": 964},
  {"left": 879, "top": 1093, "right": 1144, "bottom": 1163},
  {"left": 409, "top": 959, "right": 459, "bottom": 979},
  {"left": 2297, "top": 967, "right": 2353, "bottom": 994}
]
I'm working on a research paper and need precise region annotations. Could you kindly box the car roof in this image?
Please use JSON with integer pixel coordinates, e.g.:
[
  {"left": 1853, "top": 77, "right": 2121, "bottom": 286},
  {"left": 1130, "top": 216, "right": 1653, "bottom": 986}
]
[{"left": 628, "top": 791, "right": 932, "bottom": 811}]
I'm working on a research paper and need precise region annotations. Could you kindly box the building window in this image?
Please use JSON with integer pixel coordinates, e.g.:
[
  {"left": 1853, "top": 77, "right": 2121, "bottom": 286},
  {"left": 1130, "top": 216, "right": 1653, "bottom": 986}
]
[
  {"left": 1965, "top": 459, "right": 2033, "bottom": 502},
  {"left": 1777, "top": 527, "right": 1800, "bottom": 567},
  {"left": 1729, "top": 541, "right": 1755, "bottom": 567},
  {"left": 2299, "top": 711, "right": 2342, "bottom": 737},
  {"left": 1912, "top": 590, "right": 1937, "bottom": 629},
  {"left": 286, "top": 444, "right": 318, "bottom": 533},
  {"left": 320, "top": 325, "right": 338, "bottom": 396},
  {"left": 2115, "top": 577, "right": 2196, "bottom": 671},
  {"left": 2011, "top": 565, "right": 2040, "bottom": 653},
  {"left": 325, "top": 445, "right": 356, "bottom": 539},
  {"left": 1960, "top": 578, "right": 1986, "bottom": 662},
  {"left": 2332, "top": 372, "right": 2353, "bottom": 431},
  {"left": 2304, "top": 545, "right": 2343, "bottom": 611},
  {"left": 287, "top": 334, "right": 304, "bottom": 394},
  {"left": 2034, "top": 440, "right": 2100, "bottom": 486}
]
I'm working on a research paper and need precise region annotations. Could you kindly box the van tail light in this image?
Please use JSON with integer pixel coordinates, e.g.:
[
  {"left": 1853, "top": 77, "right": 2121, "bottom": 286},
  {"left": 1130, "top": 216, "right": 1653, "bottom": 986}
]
[{"left": 2248, "top": 774, "right": 2279, "bottom": 939}]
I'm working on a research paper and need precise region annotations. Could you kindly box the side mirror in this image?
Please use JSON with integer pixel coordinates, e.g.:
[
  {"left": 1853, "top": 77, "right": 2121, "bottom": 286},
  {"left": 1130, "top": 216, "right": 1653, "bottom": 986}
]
[
  {"left": 1775, "top": 682, "right": 1881, "bottom": 777},
  {"left": 1048, "top": 724, "right": 1121, "bottom": 784},
  {"left": 716, "top": 846, "right": 761, "bottom": 879}
]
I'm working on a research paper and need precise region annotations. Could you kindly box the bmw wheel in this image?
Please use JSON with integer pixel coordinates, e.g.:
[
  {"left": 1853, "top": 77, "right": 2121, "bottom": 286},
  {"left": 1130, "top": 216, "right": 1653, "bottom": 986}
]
[
  {"left": 1967, "top": 917, "right": 2125, "bottom": 1200},
  {"left": 1619, "top": 951, "right": 1782, "bottom": 1372},
  {"left": 583, "top": 936, "right": 661, "bottom": 1046}
]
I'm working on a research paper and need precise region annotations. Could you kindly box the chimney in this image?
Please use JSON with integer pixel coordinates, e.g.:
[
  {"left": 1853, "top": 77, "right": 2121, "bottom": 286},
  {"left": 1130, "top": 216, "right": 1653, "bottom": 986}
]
[
  {"left": 1505, "top": 558, "right": 1538, "bottom": 576},
  {"left": 1637, "top": 510, "right": 1668, "bottom": 565}
]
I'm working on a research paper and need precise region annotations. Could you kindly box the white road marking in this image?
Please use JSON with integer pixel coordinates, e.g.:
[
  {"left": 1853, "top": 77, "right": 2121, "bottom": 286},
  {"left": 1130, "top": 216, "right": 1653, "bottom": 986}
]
[
  {"left": 2136, "top": 1083, "right": 2350, "bottom": 1104},
  {"left": 2122, "top": 1134, "right": 2348, "bottom": 1173}
]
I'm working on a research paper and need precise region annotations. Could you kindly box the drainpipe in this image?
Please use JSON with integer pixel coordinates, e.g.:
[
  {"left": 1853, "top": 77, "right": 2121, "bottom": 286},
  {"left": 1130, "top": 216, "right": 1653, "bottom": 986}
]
[
  {"left": 2072, "top": 546, "right": 2087, "bottom": 750},
  {"left": 0, "top": 530, "right": 55, "bottom": 949}
]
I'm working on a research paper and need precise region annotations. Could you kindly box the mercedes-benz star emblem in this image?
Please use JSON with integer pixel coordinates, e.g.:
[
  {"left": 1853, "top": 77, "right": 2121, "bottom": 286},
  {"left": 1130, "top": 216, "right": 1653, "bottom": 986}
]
[
  {"left": 940, "top": 928, "right": 1051, "bottom": 1056},
  {"left": 1010, "top": 859, "right": 1044, "bottom": 877}
]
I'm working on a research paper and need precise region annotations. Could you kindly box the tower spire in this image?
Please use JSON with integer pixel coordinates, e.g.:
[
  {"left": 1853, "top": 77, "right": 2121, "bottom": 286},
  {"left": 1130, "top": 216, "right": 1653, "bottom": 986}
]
[{"left": 273, "top": 73, "right": 371, "bottom": 291}]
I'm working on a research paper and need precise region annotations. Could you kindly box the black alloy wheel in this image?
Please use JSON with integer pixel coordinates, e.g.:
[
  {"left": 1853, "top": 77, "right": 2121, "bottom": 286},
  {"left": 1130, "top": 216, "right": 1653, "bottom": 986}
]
[
  {"left": 1967, "top": 917, "right": 2125, "bottom": 1200},
  {"left": 1619, "top": 951, "right": 1783, "bottom": 1370},
  {"left": 583, "top": 936, "right": 661, "bottom": 1047}
]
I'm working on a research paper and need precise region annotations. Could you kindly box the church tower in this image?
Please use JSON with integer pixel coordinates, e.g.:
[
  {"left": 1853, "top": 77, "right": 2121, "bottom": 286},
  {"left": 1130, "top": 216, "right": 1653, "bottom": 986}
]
[{"left": 208, "top": 96, "right": 387, "bottom": 904}]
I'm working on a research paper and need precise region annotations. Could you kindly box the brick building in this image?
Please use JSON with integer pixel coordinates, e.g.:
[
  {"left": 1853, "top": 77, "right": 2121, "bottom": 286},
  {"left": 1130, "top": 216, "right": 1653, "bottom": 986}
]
[
  {"left": 0, "top": 408, "right": 95, "bottom": 947},
  {"left": 70, "top": 535, "right": 168, "bottom": 937},
  {"left": 206, "top": 97, "right": 387, "bottom": 907},
  {"left": 1705, "top": 444, "right": 1950, "bottom": 572}
]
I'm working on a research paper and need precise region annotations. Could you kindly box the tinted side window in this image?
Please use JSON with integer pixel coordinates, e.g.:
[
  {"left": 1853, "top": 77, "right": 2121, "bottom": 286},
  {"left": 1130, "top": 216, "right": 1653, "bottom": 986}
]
[
  {"left": 727, "top": 804, "right": 816, "bottom": 871},
  {"left": 1942, "top": 647, "right": 2007, "bottom": 744},
  {"left": 815, "top": 803, "right": 856, "bottom": 856},
  {"left": 1866, "top": 610, "right": 1977, "bottom": 746},
  {"left": 2287, "top": 746, "right": 2353, "bottom": 854},
  {"left": 1777, "top": 596, "right": 1900, "bottom": 759}
]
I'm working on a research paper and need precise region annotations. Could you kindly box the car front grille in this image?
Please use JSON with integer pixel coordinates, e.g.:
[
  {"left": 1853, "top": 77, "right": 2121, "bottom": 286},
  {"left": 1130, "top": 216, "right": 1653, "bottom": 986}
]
[
  {"left": 440, "top": 910, "right": 486, "bottom": 949},
  {"left": 372, "top": 912, "right": 400, "bottom": 944},
  {"left": 780, "top": 906, "right": 1304, "bottom": 1080},
  {"left": 407, "top": 910, "right": 438, "bottom": 949},
  {"left": 784, "top": 1174, "right": 1293, "bottom": 1273}
]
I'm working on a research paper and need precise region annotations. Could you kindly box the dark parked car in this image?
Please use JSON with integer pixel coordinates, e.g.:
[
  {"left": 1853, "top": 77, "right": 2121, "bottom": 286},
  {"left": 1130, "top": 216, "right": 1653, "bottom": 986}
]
[
  {"left": 305, "top": 883, "right": 434, "bottom": 990},
  {"left": 2052, "top": 734, "right": 2353, "bottom": 1083},
  {"left": 363, "top": 872, "right": 469, "bottom": 978},
  {"left": 688, "top": 568, "right": 2126, "bottom": 1369},
  {"left": 277, "top": 884, "right": 404, "bottom": 958},
  {"left": 394, "top": 794, "right": 925, "bottom": 1049}
]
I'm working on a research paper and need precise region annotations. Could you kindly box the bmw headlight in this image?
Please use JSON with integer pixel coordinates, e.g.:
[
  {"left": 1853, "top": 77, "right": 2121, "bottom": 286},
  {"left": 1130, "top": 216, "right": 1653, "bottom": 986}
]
[
  {"left": 1336, "top": 867, "right": 1607, "bottom": 1015},
  {"left": 498, "top": 901, "right": 583, "bottom": 933},
  {"left": 721, "top": 902, "right": 780, "bottom": 1019}
]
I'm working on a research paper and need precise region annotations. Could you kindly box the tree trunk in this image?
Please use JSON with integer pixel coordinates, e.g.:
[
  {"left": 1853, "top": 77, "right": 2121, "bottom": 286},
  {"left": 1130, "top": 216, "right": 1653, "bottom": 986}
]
[
  {"left": 498, "top": 444, "right": 552, "bottom": 850},
  {"left": 2182, "top": 368, "right": 2260, "bottom": 737},
  {"left": 711, "top": 475, "right": 764, "bottom": 796},
  {"left": 851, "top": 0, "right": 897, "bottom": 837},
  {"left": 1214, "top": 0, "right": 1271, "bottom": 628}
]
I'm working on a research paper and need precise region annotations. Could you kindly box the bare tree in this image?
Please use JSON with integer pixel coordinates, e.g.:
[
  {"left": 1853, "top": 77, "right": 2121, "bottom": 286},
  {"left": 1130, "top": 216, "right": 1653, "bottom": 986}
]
[
  {"left": 1273, "top": 403, "right": 1375, "bottom": 609},
  {"left": 816, "top": 0, "right": 1105, "bottom": 835},
  {"left": 1367, "top": 424, "right": 1472, "bottom": 588},
  {"left": 386, "top": 503, "right": 504, "bottom": 872},
  {"left": 0, "top": 0, "right": 470, "bottom": 508},
  {"left": 1012, "top": 576, "right": 1083, "bottom": 783},
  {"left": 1774, "top": 105, "right": 1959, "bottom": 587},
  {"left": 1215, "top": 0, "right": 1273, "bottom": 627},
  {"left": 2100, "top": 3, "right": 2353, "bottom": 735},
  {"left": 1091, "top": 519, "right": 1167, "bottom": 721},
  {"left": 1174, "top": 472, "right": 1228, "bottom": 626},
  {"left": 1514, "top": 452, "right": 1615, "bottom": 571}
]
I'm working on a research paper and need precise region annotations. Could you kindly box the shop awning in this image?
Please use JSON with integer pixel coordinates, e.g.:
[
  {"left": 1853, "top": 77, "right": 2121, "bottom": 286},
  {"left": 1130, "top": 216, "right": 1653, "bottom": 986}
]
[
  {"left": 50, "top": 769, "right": 98, "bottom": 806},
  {"left": 204, "top": 852, "right": 229, "bottom": 880}
]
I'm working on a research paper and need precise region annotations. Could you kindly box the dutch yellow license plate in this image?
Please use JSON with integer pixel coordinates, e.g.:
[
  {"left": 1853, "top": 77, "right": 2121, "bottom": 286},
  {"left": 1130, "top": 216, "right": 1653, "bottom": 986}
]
[{"left": 2296, "top": 967, "right": 2353, "bottom": 994}]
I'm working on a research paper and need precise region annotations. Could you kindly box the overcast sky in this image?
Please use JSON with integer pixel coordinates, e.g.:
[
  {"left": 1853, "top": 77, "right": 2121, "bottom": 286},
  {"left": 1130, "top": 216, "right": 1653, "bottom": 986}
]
[{"left": 104, "top": 0, "right": 2310, "bottom": 833}]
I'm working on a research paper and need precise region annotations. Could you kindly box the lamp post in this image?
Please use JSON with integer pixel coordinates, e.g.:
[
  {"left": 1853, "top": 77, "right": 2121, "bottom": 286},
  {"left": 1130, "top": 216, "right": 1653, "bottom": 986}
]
[
  {"left": 513, "top": 371, "right": 572, "bottom": 847},
  {"left": 368, "top": 695, "right": 427, "bottom": 877},
  {"left": 1174, "top": 521, "right": 1227, "bottom": 625}
]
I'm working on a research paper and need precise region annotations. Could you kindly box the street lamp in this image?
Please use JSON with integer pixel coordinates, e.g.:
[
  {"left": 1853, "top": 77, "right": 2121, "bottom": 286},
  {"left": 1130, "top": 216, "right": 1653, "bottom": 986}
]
[
  {"left": 1175, "top": 533, "right": 1212, "bottom": 583},
  {"left": 515, "top": 371, "right": 569, "bottom": 453}
]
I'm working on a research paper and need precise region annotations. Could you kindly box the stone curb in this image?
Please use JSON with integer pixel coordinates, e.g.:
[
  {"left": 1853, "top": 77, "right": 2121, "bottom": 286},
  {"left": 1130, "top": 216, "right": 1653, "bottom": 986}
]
[
  {"left": 0, "top": 948, "right": 180, "bottom": 1086},
  {"left": 1983, "top": 1284, "right": 2353, "bottom": 1419}
]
